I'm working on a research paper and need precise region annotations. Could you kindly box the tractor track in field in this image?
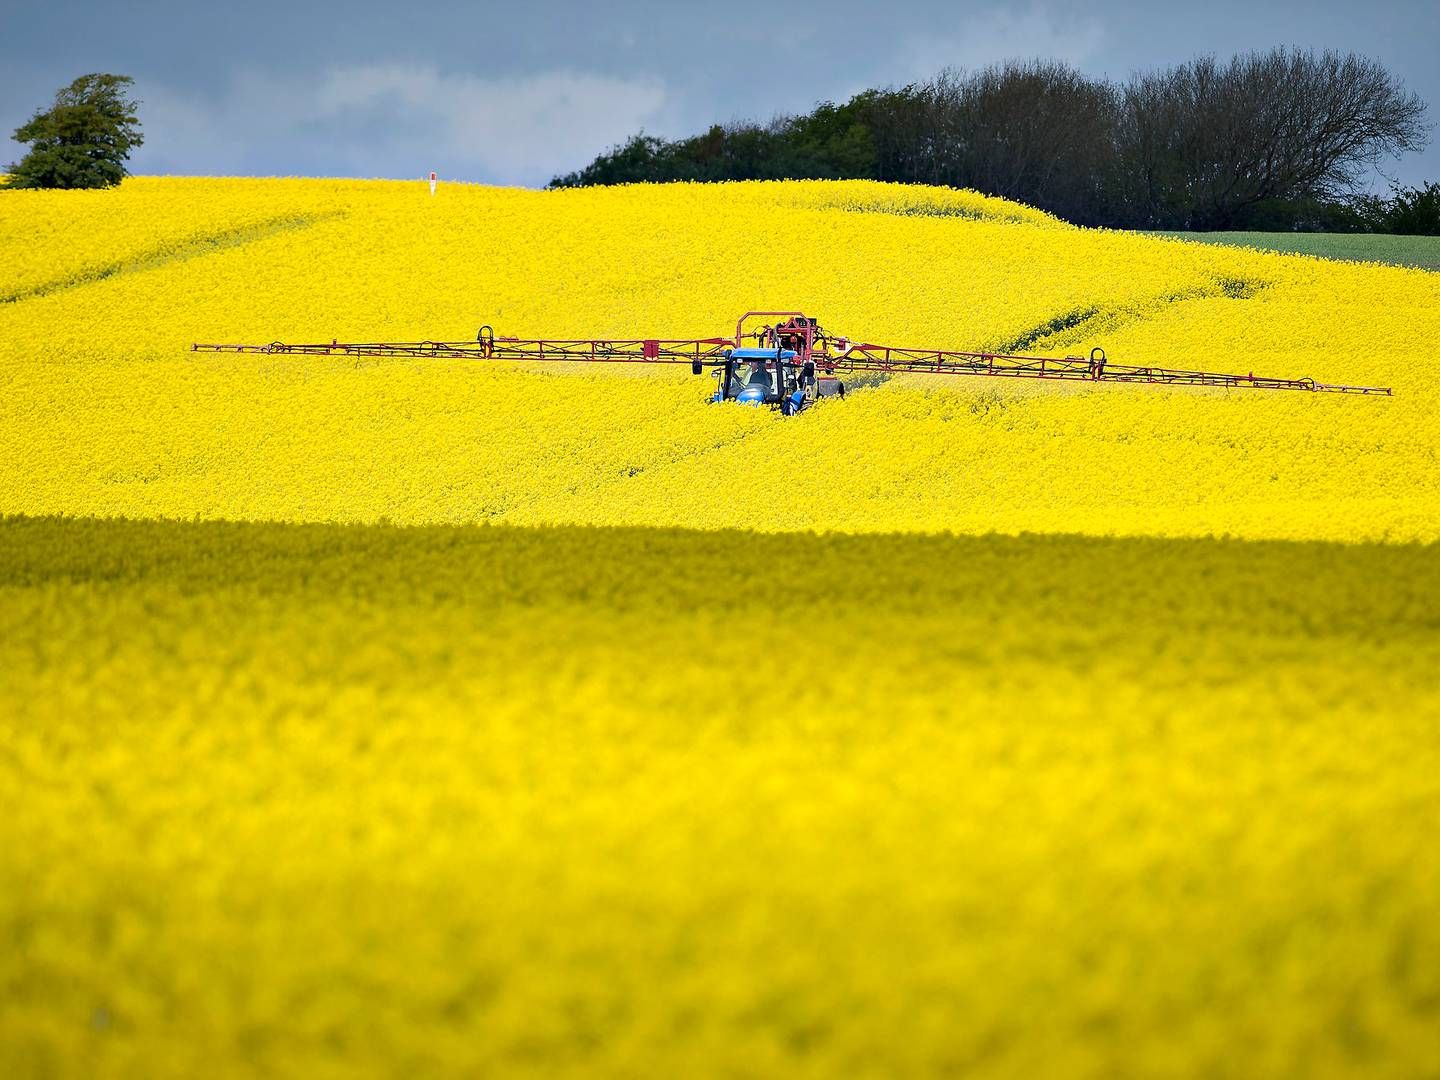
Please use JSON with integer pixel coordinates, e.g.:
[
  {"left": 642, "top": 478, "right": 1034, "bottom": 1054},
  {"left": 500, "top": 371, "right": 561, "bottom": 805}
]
[
  {"left": 992, "top": 274, "right": 1268, "bottom": 354},
  {"left": 491, "top": 418, "right": 782, "bottom": 524},
  {"left": 1, "top": 211, "right": 348, "bottom": 305}
]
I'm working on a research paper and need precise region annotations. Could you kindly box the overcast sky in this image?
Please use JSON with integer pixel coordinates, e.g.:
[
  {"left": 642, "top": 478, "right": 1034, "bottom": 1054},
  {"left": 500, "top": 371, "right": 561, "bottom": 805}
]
[{"left": 3, "top": 0, "right": 1436, "bottom": 188}]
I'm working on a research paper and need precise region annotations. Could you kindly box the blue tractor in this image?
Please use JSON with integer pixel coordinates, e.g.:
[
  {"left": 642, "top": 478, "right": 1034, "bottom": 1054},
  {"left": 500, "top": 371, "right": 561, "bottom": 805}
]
[{"left": 706, "top": 347, "right": 848, "bottom": 414}]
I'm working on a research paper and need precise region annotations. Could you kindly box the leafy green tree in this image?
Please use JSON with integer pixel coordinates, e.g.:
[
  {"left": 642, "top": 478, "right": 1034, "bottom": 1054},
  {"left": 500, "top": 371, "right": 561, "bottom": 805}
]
[
  {"left": 1379, "top": 182, "right": 1440, "bottom": 234},
  {"left": 548, "top": 97, "right": 881, "bottom": 190},
  {"left": 5, "top": 74, "right": 143, "bottom": 190}
]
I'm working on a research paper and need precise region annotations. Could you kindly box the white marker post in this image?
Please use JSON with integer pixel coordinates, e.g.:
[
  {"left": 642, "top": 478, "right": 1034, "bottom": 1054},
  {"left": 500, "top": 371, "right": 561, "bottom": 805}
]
[{"left": 429, "top": 170, "right": 437, "bottom": 197}]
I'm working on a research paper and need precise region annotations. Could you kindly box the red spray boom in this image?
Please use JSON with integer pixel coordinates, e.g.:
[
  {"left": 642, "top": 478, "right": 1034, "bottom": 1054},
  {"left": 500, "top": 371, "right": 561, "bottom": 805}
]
[{"left": 193, "top": 309, "right": 1392, "bottom": 411}]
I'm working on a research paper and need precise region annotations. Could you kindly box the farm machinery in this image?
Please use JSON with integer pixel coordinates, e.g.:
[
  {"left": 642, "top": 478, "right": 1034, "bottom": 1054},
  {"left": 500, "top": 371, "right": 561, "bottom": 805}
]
[{"left": 192, "top": 310, "right": 1392, "bottom": 411}]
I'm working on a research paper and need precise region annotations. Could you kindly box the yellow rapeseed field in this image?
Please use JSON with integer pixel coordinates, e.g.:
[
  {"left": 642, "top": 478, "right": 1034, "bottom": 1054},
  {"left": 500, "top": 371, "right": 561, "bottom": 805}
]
[
  {"left": 2, "top": 177, "right": 1436, "bottom": 540},
  {"left": 2, "top": 177, "right": 1439, "bottom": 1077}
]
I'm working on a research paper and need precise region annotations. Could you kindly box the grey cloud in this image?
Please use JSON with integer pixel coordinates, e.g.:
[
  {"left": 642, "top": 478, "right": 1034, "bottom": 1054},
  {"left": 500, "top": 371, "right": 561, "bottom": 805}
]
[
  {"left": 135, "top": 66, "right": 668, "bottom": 184},
  {"left": 902, "top": 5, "right": 1106, "bottom": 79},
  {"left": 3, "top": 0, "right": 1437, "bottom": 187}
]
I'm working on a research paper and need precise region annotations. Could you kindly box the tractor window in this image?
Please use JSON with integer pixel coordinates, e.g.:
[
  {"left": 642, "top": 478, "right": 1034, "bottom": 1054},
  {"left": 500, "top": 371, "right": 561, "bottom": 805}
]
[{"left": 744, "top": 362, "right": 772, "bottom": 389}]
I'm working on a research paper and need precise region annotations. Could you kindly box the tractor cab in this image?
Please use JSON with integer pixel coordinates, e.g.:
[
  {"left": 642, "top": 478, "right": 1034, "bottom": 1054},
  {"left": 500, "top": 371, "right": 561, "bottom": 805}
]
[
  {"left": 689, "top": 313, "right": 849, "bottom": 414},
  {"left": 723, "top": 347, "right": 797, "bottom": 406},
  {"left": 702, "top": 347, "right": 845, "bottom": 414}
]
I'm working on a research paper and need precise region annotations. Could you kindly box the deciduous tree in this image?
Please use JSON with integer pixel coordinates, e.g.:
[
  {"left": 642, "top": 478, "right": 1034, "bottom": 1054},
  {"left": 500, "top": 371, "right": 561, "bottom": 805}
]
[{"left": 6, "top": 73, "right": 143, "bottom": 190}]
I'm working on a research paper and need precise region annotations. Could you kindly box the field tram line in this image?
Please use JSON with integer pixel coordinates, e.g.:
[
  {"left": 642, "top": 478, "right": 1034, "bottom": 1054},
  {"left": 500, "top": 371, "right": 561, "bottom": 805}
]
[
  {"left": 991, "top": 274, "right": 1269, "bottom": 355},
  {"left": 1, "top": 210, "right": 348, "bottom": 305}
]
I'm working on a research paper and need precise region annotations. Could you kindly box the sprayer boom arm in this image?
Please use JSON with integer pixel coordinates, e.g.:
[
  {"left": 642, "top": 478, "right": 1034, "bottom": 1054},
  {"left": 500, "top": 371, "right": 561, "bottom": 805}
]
[{"left": 191, "top": 315, "right": 1392, "bottom": 396}]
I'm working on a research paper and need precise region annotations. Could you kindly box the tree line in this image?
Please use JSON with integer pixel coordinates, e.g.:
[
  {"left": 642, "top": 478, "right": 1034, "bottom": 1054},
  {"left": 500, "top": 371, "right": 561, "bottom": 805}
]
[{"left": 551, "top": 49, "right": 1435, "bottom": 233}]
